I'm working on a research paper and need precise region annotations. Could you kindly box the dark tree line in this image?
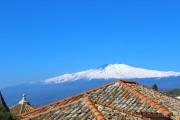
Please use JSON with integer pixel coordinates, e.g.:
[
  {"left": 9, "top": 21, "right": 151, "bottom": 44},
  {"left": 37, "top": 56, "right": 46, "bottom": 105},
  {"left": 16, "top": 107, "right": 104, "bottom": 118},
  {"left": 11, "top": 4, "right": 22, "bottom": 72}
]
[{"left": 152, "top": 84, "right": 158, "bottom": 91}]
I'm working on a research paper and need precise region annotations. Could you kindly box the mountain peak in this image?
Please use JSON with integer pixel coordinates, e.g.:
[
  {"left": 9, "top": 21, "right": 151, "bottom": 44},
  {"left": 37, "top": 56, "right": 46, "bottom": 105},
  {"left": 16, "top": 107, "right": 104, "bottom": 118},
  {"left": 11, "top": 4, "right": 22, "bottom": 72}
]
[
  {"left": 104, "top": 63, "right": 134, "bottom": 69},
  {"left": 98, "top": 64, "right": 134, "bottom": 70},
  {"left": 44, "top": 64, "right": 180, "bottom": 84}
]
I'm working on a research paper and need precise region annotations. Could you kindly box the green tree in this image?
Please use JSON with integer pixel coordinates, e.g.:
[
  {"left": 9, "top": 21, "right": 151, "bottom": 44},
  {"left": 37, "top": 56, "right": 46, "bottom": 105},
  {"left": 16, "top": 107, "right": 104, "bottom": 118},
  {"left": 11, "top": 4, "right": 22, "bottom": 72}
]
[
  {"left": 0, "top": 104, "right": 16, "bottom": 120},
  {"left": 152, "top": 84, "right": 158, "bottom": 91}
]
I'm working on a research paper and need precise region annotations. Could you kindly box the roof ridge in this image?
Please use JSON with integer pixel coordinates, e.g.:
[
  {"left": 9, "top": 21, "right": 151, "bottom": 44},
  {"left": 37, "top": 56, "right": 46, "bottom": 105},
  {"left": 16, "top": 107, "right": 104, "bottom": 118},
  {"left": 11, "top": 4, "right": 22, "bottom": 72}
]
[
  {"left": 83, "top": 96, "right": 106, "bottom": 120},
  {"left": 19, "top": 102, "right": 25, "bottom": 115},
  {"left": 21, "top": 99, "right": 81, "bottom": 120},
  {"left": 18, "top": 102, "right": 34, "bottom": 116},
  {"left": 120, "top": 81, "right": 172, "bottom": 117},
  {"left": 21, "top": 93, "right": 84, "bottom": 117},
  {"left": 120, "top": 80, "right": 138, "bottom": 84},
  {"left": 21, "top": 81, "right": 114, "bottom": 117}
]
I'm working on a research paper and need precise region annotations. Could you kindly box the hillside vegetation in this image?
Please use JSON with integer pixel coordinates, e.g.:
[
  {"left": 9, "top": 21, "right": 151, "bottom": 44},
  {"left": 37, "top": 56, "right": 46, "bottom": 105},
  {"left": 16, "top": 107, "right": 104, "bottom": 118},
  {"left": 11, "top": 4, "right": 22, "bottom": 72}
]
[
  {"left": 0, "top": 104, "right": 16, "bottom": 120},
  {"left": 168, "top": 89, "right": 180, "bottom": 97}
]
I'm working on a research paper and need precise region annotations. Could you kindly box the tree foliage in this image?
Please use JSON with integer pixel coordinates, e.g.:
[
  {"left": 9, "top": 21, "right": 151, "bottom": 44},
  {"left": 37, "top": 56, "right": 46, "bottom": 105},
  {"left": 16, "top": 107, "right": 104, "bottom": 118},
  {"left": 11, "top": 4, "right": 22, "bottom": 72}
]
[
  {"left": 152, "top": 84, "right": 158, "bottom": 91},
  {"left": 0, "top": 104, "right": 16, "bottom": 120}
]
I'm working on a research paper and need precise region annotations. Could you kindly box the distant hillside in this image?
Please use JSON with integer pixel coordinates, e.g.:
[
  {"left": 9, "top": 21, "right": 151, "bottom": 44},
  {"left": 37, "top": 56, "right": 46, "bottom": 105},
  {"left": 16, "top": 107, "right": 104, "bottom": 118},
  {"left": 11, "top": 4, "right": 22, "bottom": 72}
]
[
  {"left": 1, "top": 76, "right": 180, "bottom": 107},
  {"left": 168, "top": 89, "right": 180, "bottom": 97}
]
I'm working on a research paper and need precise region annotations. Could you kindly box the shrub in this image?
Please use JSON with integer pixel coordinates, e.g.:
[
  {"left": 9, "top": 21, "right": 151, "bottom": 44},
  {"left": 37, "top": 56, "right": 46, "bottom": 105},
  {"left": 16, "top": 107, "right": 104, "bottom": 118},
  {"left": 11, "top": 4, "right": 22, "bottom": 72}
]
[{"left": 0, "top": 104, "right": 16, "bottom": 120}]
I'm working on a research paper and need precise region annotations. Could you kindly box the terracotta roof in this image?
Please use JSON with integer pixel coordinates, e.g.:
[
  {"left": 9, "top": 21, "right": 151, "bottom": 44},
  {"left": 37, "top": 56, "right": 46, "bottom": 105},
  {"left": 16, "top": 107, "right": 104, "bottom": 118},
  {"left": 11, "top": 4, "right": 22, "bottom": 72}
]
[
  {"left": 10, "top": 94, "right": 35, "bottom": 116},
  {"left": 20, "top": 80, "right": 180, "bottom": 120},
  {"left": 83, "top": 96, "right": 105, "bottom": 120},
  {"left": 10, "top": 103, "right": 34, "bottom": 116}
]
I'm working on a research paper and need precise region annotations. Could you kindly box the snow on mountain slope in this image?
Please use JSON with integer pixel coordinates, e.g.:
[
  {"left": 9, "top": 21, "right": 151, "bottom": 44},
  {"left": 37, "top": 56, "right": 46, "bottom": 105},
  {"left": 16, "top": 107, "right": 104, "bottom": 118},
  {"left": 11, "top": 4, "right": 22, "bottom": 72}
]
[
  {"left": 44, "top": 64, "right": 180, "bottom": 84},
  {"left": 176, "top": 96, "right": 180, "bottom": 99}
]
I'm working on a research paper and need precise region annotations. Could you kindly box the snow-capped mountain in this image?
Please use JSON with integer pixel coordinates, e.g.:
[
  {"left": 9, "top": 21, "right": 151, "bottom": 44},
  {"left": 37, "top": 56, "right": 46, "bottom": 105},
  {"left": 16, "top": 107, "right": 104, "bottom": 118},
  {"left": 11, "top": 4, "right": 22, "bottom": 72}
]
[
  {"left": 44, "top": 64, "right": 180, "bottom": 84},
  {"left": 3, "top": 64, "right": 180, "bottom": 107}
]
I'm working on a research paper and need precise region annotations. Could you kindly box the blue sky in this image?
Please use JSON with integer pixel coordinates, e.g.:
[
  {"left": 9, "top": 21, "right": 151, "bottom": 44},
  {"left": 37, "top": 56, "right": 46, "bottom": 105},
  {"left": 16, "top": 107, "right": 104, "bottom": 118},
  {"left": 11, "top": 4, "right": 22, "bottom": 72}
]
[{"left": 0, "top": 0, "right": 180, "bottom": 88}]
